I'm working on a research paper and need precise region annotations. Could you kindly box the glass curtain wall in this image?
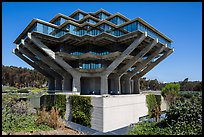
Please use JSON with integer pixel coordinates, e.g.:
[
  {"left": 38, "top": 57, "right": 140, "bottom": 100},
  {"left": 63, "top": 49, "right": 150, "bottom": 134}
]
[
  {"left": 22, "top": 20, "right": 171, "bottom": 47},
  {"left": 53, "top": 17, "right": 67, "bottom": 25},
  {"left": 109, "top": 16, "right": 126, "bottom": 25},
  {"left": 97, "top": 13, "right": 109, "bottom": 20},
  {"left": 73, "top": 13, "right": 84, "bottom": 20}
]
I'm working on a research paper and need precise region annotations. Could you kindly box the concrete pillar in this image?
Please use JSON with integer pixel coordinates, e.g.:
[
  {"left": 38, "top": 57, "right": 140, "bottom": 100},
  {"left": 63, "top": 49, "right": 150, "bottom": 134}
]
[
  {"left": 124, "top": 78, "right": 131, "bottom": 94},
  {"left": 63, "top": 77, "right": 71, "bottom": 91},
  {"left": 117, "top": 39, "right": 157, "bottom": 76},
  {"left": 132, "top": 78, "right": 140, "bottom": 94},
  {"left": 100, "top": 76, "right": 108, "bottom": 95},
  {"left": 113, "top": 76, "right": 120, "bottom": 94},
  {"left": 27, "top": 34, "right": 78, "bottom": 76},
  {"left": 108, "top": 78, "right": 114, "bottom": 93},
  {"left": 48, "top": 77, "right": 55, "bottom": 90},
  {"left": 55, "top": 78, "right": 62, "bottom": 90},
  {"left": 72, "top": 76, "right": 81, "bottom": 92},
  {"left": 137, "top": 49, "right": 173, "bottom": 78},
  {"left": 103, "top": 32, "right": 147, "bottom": 76},
  {"left": 131, "top": 80, "right": 134, "bottom": 93}
]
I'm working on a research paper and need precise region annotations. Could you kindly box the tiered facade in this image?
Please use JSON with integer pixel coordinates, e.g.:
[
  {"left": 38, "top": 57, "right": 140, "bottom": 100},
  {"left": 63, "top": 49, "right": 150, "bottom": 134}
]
[{"left": 13, "top": 9, "right": 173, "bottom": 95}]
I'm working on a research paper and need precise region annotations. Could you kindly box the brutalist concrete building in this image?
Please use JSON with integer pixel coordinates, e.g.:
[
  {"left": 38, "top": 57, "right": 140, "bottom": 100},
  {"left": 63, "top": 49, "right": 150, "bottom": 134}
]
[{"left": 13, "top": 9, "right": 173, "bottom": 95}]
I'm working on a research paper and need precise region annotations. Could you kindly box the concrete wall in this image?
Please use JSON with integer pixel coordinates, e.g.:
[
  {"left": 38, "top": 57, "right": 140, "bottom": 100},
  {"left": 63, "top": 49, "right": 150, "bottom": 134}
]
[
  {"left": 65, "top": 93, "right": 167, "bottom": 133},
  {"left": 29, "top": 97, "right": 41, "bottom": 109}
]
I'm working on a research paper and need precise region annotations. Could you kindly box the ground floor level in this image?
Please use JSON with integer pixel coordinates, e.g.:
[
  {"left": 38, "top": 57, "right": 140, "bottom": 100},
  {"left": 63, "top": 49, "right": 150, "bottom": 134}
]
[{"left": 48, "top": 76, "right": 140, "bottom": 95}]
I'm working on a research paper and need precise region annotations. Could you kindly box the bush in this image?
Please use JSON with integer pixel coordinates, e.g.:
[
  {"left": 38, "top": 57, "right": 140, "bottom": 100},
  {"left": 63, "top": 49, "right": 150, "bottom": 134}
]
[
  {"left": 161, "top": 83, "right": 180, "bottom": 106},
  {"left": 40, "top": 94, "right": 67, "bottom": 119},
  {"left": 2, "top": 97, "right": 52, "bottom": 133},
  {"left": 146, "top": 94, "right": 161, "bottom": 122},
  {"left": 70, "top": 95, "right": 92, "bottom": 127},
  {"left": 36, "top": 107, "right": 65, "bottom": 129},
  {"left": 54, "top": 95, "right": 67, "bottom": 119},
  {"left": 130, "top": 93, "right": 202, "bottom": 135},
  {"left": 128, "top": 121, "right": 172, "bottom": 135},
  {"left": 165, "top": 95, "right": 202, "bottom": 135}
]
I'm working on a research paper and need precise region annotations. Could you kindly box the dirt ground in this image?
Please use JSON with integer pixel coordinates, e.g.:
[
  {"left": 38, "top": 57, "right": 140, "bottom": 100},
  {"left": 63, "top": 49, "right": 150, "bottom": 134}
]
[{"left": 3, "top": 127, "right": 85, "bottom": 135}]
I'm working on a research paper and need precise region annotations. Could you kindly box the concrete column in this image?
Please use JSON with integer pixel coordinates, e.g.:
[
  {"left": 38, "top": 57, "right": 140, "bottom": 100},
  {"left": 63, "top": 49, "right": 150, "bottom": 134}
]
[
  {"left": 13, "top": 49, "right": 51, "bottom": 78},
  {"left": 117, "top": 39, "right": 158, "bottom": 76},
  {"left": 131, "top": 80, "right": 134, "bottom": 93},
  {"left": 113, "top": 76, "right": 120, "bottom": 94},
  {"left": 16, "top": 46, "right": 63, "bottom": 80},
  {"left": 27, "top": 33, "right": 78, "bottom": 76},
  {"left": 48, "top": 77, "right": 55, "bottom": 90},
  {"left": 132, "top": 78, "right": 140, "bottom": 94},
  {"left": 55, "top": 78, "right": 62, "bottom": 90},
  {"left": 108, "top": 78, "right": 114, "bottom": 94},
  {"left": 124, "top": 78, "right": 131, "bottom": 94},
  {"left": 63, "top": 77, "right": 71, "bottom": 91},
  {"left": 103, "top": 32, "right": 147, "bottom": 76},
  {"left": 72, "top": 76, "right": 81, "bottom": 92},
  {"left": 100, "top": 76, "right": 108, "bottom": 95},
  {"left": 137, "top": 49, "right": 173, "bottom": 78},
  {"left": 125, "top": 45, "right": 166, "bottom": 80}
]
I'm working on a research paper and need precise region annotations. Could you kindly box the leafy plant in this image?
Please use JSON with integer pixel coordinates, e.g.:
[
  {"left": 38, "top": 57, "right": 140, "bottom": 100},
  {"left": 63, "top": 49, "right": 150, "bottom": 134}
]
[
  {"left": 40, "top": 94, "right": 67, "bottom": 118},
  {"left": 161, "top": 83, "right": 180, "bottom": 106},
  {"left": 146, "top": 94, "right": 161, "bottom": 122},
  {"left": 165, "top": 95, "right": 202, "bottom": 135},
  {"left": 54, "top": 95, "right": 67, "bottom": 119},
  {"left": 2, "top": 97, "right": 52, "bottom": 133},
  {"left": 36, "top": 107, "right": 65, "bottom": 129},
  {"left": 70, "top": 95, "right": 92, "bottom": 127},
  {"left": 128, "top": 121, "right": 172, "bottom": 135}
]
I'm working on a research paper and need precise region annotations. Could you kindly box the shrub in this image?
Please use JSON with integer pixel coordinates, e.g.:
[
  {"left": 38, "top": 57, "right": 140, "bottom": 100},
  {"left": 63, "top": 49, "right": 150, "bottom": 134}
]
[
  {"left": 2, "top": 98, "right": 52, "bottom": 133},
  {"left": 129, "top": 93, "right": 202, "bottom": 135},
  {"left": 165, "top": 95, "right": 202, "bottom": 135},
  {"left": 36, "top": 107, "right": 65, "bottom": 129},
  {"left": 161, "top": 83, "right": 180, "bottom": 106},
  {"left": 40, "top": 94, "right": 67, "bottom": 119},
  {"left": 54, "top": 95, "right": 67, "bottom": 119},
  {"left": 70, "top": 95, "right": 92, "bottom": 127},
  {"left": 128, "top": 121, "right": 172, "bottom": 135},
  {"left": 10, "top": 100, "right": 36, "bottom": 114},
  {"left": 146, "top": 94, "right": 161, "bottom": 122}
]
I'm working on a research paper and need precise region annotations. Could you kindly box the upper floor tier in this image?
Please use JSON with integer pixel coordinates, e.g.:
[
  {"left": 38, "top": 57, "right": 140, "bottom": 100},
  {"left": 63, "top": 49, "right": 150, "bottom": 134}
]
[{"left": 14, "top": 9, "right": 173, "bottom": 47}]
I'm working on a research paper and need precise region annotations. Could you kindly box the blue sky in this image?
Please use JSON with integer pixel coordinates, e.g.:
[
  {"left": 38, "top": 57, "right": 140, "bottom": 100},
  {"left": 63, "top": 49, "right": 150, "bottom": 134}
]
[{"left": 2, "top": 2, "right": 202, "bottom": 83}]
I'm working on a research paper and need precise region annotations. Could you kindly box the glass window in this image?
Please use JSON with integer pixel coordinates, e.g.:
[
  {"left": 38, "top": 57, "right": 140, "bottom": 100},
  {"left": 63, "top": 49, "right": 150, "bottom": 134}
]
[
  {"left": 98, "top": 13, "right": 108, "bottom": 20},
  {"left": 109, "top": 16, "right": 125, "bottom": 25},
  {"left": 54, "top": 18, "right": 60, "bottom": 25},
  {"left": 43, "top": 25, "right": 48, "bottom": 34},
  {"left": 73, "top": 13, "right": 84, "bottom": 20},
  {"left": 87, "top": 19, "right": 96, "bottom": 24}
]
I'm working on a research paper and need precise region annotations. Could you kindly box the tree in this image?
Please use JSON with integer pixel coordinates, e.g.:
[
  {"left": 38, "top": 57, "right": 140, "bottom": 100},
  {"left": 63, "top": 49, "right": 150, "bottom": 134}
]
[
  {"left": 140, "top": 78, "right": 148, "bottom": 90},
  {"left": 149, "top": 79, "right": 159, "bottom": 90},
  {"left": 193, "top": 81, "right": 202, "bottom": 91},
  {"left": 161, "top": 83, "right": 180, "bottom": 107},
  {"left": 2, "top": 65, "right": 47, "bottom": 88}
]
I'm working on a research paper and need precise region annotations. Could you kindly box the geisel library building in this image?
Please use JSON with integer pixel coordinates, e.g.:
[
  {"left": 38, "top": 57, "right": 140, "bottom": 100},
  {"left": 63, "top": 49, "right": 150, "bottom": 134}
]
[{"left": 13, "top": 9, "right": 173, "bottom": 132}]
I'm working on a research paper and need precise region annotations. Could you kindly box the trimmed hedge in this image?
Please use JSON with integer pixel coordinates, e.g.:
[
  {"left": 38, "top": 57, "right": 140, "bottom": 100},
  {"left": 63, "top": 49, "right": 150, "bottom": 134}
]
[
  {"left": 69, "top": 95, "right": 92, "bottom": 127},
  {"left": 54, "top": 95, "right": 67, "bottom": 119}
]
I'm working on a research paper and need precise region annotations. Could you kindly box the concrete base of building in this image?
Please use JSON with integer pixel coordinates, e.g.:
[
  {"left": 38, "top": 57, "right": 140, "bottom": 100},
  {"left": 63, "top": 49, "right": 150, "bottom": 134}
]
[{"left": 65, "top": 93, "right": 167, "bottom": 132}]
